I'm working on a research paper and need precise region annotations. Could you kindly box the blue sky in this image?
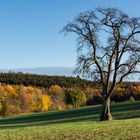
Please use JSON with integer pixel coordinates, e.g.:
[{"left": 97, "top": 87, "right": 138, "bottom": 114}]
[{"left": 0, "top": 0, "right": 140, "bottom": 69}]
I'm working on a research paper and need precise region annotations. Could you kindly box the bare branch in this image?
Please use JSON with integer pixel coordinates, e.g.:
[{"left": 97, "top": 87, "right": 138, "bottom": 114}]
[{"left": 62, "top": 7, "right": 140, "bottom": 98}]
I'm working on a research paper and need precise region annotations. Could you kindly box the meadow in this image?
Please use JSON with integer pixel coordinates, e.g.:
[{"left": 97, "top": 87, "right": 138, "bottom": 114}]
[{"left": 0, "top": 101, "right": 139, "bottom": 140}]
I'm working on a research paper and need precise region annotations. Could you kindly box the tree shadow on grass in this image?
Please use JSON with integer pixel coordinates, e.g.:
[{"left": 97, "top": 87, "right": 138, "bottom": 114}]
[
  {"left": 0, "top": 115, "right": 99, "bottom": 129},
  {"left": 0, "top": 106, "right": 100, "bottom": 127},
  {"left": 0, "top": 101, "right": 139, "bottom": 129}
]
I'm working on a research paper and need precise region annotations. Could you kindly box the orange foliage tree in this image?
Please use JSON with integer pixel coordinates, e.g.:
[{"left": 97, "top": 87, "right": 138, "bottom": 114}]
[{"left": 0, "top": 85, "right": 52, "bottom": 116}]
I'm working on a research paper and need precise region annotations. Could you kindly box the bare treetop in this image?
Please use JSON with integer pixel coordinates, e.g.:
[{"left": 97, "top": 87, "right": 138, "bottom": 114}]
[{"left": 63, "top": 8, "right": 140, "bottom": 84}]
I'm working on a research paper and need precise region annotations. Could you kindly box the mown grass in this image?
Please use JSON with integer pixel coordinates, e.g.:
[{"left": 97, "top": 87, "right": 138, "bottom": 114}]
[{"left": 0, "top": 101, "right": 140, "bottom": 140}]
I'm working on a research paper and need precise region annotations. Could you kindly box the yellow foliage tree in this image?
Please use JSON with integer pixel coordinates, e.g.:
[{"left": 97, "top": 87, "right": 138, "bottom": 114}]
[
  {"left": 41, "top": 95, "right": 52, "bottom": 111},
  {"left": 4, "top": 85, "right": 17, "bottom": 98}
]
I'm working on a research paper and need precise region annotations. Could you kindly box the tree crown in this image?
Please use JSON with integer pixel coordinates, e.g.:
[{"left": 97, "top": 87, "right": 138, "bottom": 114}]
[{"left": 62, "top": 8, "right": 140, "bottom": 91}]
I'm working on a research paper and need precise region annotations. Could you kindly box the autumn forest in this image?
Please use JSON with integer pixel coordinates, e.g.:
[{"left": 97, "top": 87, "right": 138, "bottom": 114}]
[{"left": 0, "top": 72, "right": 139, "bottom": 116}]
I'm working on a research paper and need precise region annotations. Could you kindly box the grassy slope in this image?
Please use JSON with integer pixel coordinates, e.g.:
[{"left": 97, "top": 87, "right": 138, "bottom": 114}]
[{"left": 0, "top": 101, "right": 140, "bottom": 140}]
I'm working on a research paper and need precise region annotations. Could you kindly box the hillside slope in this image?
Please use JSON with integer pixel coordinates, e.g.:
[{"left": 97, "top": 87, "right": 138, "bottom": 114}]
[
  {"left": 0, "top": 101, "right": 140, "bottom": 140},
  {"left": 0, "top": 101, "right": 140, "bottom": 127}
]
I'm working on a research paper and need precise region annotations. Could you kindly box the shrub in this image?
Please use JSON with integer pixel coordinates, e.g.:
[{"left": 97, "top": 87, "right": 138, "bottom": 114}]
[
  {"left": 65, "top": 88, "right": 87, "bottom": 108},
  {"left": 129, "top": 96, "right": 135, "bottom": 102}
]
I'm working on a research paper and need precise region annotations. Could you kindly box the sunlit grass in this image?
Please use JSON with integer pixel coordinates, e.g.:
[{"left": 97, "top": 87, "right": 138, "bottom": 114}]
[{"left": 0, "top": 101, "right": 139, "bottom": 140}]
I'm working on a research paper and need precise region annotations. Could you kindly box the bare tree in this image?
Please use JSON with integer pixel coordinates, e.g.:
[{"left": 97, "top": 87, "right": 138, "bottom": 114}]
[{"left": 62, "top": 8, "right": 140, "bottom": 121}]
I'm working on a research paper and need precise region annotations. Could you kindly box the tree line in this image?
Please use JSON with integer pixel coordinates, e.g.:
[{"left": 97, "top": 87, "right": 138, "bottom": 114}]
[
  {"left": 0, "top": 83, "right": 139, "bottom": 116},
  {"left": 0, "top": 72, "right": 94, "bottom": 88}
]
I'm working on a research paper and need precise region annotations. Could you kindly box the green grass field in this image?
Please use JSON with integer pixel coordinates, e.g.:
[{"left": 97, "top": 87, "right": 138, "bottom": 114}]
[{"left": 0, "top": 101, "right": 140, "bottom": 140}]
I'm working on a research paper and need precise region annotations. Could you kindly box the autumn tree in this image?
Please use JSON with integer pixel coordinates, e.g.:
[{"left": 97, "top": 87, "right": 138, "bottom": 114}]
[
  {"left": 48, "top": 85, "right": 65, "bottom": 110},
  {"left": 48, "top": 85, "right": 63, "bottom": 94},
  {"left": 65, "top": 88, "right": 87, "bottom": 108},
  {"left": 62, "top": 8, "right": 140, "bottom": 121}
]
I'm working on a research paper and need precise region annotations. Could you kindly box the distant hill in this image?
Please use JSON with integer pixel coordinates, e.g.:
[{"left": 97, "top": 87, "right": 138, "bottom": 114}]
[
  {"left": 0, "top": 72, "right": 93, "bottom": 88},
  {"left": 0, "top": 67, "right": 74, "bottom": 76},
  {"left": 0, "top": 66, "right": 139, "bottom": 81}
]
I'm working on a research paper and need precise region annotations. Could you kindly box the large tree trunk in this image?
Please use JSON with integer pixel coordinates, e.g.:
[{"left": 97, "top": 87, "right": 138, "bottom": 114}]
[{"left": 100, "top": 97, "right": 113, "bottom": 121}]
